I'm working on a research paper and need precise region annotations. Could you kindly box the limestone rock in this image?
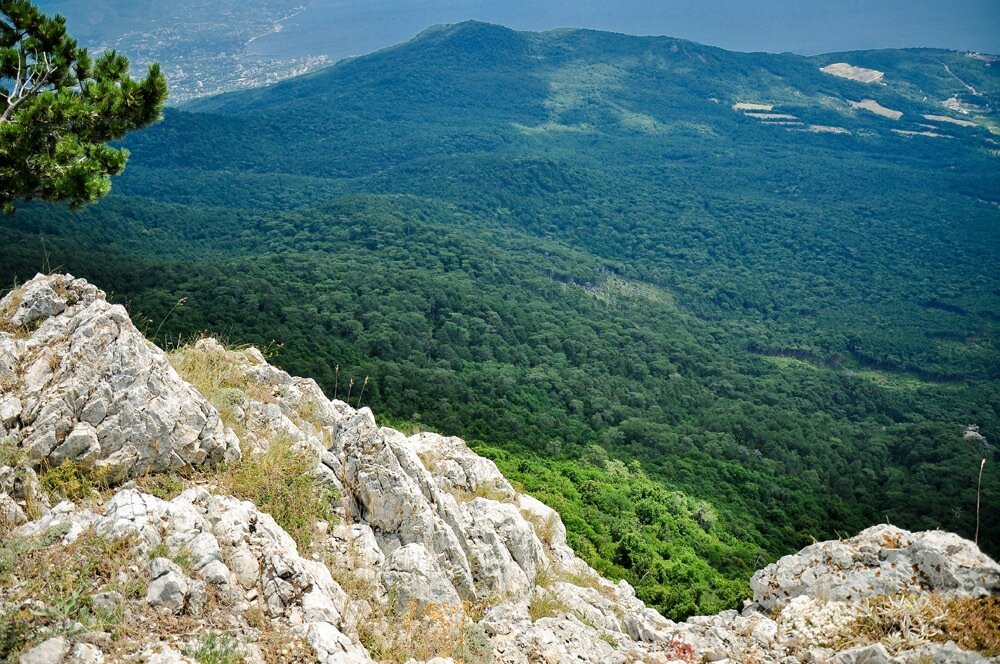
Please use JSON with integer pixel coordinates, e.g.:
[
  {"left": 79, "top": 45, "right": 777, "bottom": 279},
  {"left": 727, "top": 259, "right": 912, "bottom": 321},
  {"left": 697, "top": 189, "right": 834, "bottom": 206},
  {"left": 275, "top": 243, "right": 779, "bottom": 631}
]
[
  {"left": 0, "top": 395, "right": 21, "bottom": 426},
  {"left": 0, "top": 491, "right": 27, "bottom": 527},
  {"left": 461, "top": 497, "right": 545, "bottom": 597},
  {"left": 893, "top": 642, "right": 995, "bottom": 663},
  {"left": 139, "top": 644, "right": 197, "bottom": 664},
  {"left": 5, "top": 274, "right": 999, "bottom": 664},
  {"left": 67, "top": 642, "right": 105, "bottom": 664},
  {"left": 147, "top": 557, "right": 191, "bottom": 613},
  {"left": 382, "top": 543, "right": 462, "bottom": 609},
  {"left": 833, "top": 643, "right": 892, "bottom": 664},
  {"left": 18, "top": 636, "right": 71, "bottom": 664},
  {"left": 750, "top": 524, "right": 1000, "bottom": 611},
  {"left": 0, "top": 274, "right": 240, "bottom": 482}
]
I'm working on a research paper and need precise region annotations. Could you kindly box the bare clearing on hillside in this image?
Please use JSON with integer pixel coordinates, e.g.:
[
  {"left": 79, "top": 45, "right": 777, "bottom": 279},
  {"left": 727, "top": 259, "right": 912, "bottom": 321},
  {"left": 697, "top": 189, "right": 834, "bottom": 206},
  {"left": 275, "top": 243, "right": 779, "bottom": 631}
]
[
  {"left": 923, "top": 114, "right": 977, "bottom": 127},
  {"left": 804, "top": 125, "right": 851, "bottom": 134},
  {"left": 732, "top": 102, "right": 774, "bottom": 111},
  {"left": 851, "top": 99, "right": 902, "bottom": 120},
  {"left": 820, "top": 63, "right": 884, "bottom": 83},
  {"left": 745, "top": 112, "right": 798, "bottom": 120},
  {"left": 942, "top": 95, "right": 981, "bottom": 114},
  {"left": 892, "top": 129, "right": 951, "bottom": 139}
]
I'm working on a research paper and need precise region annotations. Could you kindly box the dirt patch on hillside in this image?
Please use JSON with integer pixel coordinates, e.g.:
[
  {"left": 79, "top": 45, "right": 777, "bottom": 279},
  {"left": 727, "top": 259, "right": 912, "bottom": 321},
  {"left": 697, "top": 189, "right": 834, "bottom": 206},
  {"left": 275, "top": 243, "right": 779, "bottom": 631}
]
[
  {"left": 892, "top": 129, "right": 951, "bottom": 139},
  {"left": 820, "top": 63, "right": 884, "bottom": 83},
  {"left": 745, "top": 112, "right": 798, "bottom": 120},
  {"left": 732, "top": 102, "right": 774, "bottom": 111},
  {"left": 851, "top": 99, "right": 902, "bottom": 120},
  {"left": 805, "top": 125, "right": 850, "bottom": 134},
  {"left": 923, "top": 114, "right": 977, "bottom": 127}
]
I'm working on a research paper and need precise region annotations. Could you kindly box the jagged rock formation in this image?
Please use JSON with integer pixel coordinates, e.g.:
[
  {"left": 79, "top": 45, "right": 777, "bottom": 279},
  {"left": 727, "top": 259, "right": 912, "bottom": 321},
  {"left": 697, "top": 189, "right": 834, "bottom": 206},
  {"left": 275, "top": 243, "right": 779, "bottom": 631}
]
[
  {"left": 0, "top": 274, "right": 240, "bottom": 492},
  {"left": 2, "top": 274, "right": 998, "bottom": 664}
]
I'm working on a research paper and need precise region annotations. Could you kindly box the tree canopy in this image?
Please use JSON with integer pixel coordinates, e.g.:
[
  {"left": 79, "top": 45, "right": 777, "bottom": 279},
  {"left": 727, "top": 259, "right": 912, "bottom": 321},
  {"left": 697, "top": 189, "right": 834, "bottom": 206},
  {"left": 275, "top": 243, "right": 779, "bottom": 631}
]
[{"left": 0, "top": 0, "right": 167, "bottom": 213}]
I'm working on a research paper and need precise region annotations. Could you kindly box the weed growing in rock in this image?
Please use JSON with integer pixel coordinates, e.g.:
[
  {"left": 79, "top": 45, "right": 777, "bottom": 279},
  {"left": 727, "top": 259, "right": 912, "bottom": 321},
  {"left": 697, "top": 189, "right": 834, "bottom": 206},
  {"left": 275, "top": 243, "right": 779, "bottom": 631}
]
[
  {"left": 167, "top": 339, "right": 271, "bottom": 432},
  {"left": 528, "top": 588, "right": 569, "bottom": 621},
  {"left": 0, "top": 528, "right": 141, "bottom": 655},
  {"left": 359, "top": 601, "right": 492, "bottom": 664},
  {"left": 134, "top": 472, "right": 186, "bottom": 501},
  {"left": 39, "top": 461, "right": 112, "bottom": 502},
  {"left": 182, "top": 631, "right": 242, "bottom": 664},
  {"left": 168, "top": 339, "right": 337, "bottom": 552}
]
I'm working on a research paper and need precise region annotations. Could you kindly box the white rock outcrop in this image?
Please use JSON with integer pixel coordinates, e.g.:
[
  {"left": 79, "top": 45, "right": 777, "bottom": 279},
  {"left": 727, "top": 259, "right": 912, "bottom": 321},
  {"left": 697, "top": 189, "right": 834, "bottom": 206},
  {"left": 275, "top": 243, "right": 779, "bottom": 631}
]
[
  {"left": 751, "top": 524, "right": 1000, "bottom": 611},
  {"left": 0, "top": 274, "right": 240, "bottom": 486}
]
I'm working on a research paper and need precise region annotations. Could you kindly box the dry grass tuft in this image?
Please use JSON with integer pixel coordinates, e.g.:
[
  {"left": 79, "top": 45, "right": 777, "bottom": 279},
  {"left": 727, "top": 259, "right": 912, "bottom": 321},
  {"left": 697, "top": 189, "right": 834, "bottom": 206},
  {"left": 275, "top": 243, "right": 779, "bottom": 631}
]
[
  {"left": 528, "top": 588, "right": 569, "bottom": 621},
  {"left": 938, "top": 596, "right": 1000, "bottom": 656},
  {"left": 836, "top": 593, "right": 1000, "bottom": 657},
  {"left": 168, "top": 339, "right": 338, "bottom": 553},
  {"left": 0, "top": 288, "right": 40, "bottom": 339},
  {"left": 358, "top": 601, "right": 492, "bottom": 664},
  {"left": 221, "top": 434, "right": 337, "bottom": 553},
  {"left": 521, "top": 509, "right": 560, "bottom": 548},
  {"left": 0, "top": 527, "right": 143, "bottom": 656},
  {"left": 168, "top": 340, "right": 272, "bottom": 432},
  {"left": 0, "top": 286, "right": 24, "bottom": 336}
]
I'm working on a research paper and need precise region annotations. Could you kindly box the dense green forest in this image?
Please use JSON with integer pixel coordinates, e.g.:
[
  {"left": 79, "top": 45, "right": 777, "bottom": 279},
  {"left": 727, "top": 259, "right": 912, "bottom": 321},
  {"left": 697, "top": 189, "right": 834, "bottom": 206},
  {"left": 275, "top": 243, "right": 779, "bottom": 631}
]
[{"left": 2, "top": 22, "right": 998, "bottom": 619}]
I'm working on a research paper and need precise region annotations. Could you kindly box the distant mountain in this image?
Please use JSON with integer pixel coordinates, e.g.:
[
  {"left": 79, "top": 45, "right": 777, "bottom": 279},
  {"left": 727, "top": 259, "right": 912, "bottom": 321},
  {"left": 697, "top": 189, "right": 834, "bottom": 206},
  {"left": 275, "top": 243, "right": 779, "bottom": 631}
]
[{"left": 2, "top": 22, "right": 998, "bottom": 619}]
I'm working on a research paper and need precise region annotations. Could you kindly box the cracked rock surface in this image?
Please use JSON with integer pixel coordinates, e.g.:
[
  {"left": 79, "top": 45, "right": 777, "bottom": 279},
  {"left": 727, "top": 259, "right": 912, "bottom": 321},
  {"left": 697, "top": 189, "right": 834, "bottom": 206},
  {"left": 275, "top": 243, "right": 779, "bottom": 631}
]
[{"left": 0, "top": 273, "right": 240, "bottom": 482}]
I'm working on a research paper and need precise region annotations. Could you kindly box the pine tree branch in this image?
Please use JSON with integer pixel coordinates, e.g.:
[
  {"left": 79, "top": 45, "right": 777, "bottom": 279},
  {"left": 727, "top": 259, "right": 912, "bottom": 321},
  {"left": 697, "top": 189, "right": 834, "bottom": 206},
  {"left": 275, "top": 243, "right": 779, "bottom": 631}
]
[{"left": 0, "top": 50, "right": 54, "bottom": 122}]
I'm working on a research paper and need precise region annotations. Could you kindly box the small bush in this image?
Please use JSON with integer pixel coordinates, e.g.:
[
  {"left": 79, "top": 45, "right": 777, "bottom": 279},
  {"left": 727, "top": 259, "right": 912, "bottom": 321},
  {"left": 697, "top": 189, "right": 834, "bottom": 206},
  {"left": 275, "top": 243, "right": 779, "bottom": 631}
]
[
  {"left": 39, "top": 461, "right": 111, "bottom": 502},
  {"left": 937, "top": 596, "right": 1000, "bottom": 656},
  {"left": 0, "top": 438, "right": 26, "bottom": 467},
  {"left": 0, "top": 614, "right": 32, "bottom": 662},
  {"left": 135, "top": 473, "right": 186, "bottom": 501}
]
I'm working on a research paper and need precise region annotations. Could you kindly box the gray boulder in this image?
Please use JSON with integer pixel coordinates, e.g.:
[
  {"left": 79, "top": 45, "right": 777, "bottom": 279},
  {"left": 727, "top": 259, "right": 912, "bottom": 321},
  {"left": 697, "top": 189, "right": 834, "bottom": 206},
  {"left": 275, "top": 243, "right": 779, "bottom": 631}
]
[
  {"left": 19, "top": 636, "right": 71, "bottom": 664},
  {"left": 146, "top": 557, "right": 191, "bottom": 614},
  {"left": 0, "top": 274, "right": 240, "bottom": 482},
  {"left": 751, "top": 524, "right": 1000, "bottom": 611}
]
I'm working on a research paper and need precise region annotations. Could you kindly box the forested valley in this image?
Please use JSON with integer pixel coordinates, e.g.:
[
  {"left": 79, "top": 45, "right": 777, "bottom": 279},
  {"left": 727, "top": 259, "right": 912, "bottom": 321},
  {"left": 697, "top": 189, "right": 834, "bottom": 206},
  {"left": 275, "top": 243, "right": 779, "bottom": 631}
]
[{"left": 2, "top": 22, "right": 998, "bottom": 619}]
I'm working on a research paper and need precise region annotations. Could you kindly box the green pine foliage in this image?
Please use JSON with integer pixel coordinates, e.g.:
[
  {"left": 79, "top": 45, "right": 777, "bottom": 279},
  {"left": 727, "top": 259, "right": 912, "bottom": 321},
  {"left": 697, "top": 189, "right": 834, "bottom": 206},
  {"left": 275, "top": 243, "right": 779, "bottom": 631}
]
[{"left": 0, "top": 0, "right": 167, "bottom": 212}]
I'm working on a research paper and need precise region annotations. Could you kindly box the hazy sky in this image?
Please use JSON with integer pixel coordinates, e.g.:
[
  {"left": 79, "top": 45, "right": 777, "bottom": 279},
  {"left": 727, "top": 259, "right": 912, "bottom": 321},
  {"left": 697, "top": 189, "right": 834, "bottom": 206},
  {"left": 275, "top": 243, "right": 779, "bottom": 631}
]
[{"left": 246, "top": 0, "right": 1000, "bottom": 61}]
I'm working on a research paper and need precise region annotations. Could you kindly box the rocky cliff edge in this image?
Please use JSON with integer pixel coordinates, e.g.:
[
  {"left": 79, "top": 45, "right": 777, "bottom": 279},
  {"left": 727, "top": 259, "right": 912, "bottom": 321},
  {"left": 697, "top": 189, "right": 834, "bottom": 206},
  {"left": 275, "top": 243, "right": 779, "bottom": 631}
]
[{"left": 1, "top": 274, "right": 997, "bottom": 664}]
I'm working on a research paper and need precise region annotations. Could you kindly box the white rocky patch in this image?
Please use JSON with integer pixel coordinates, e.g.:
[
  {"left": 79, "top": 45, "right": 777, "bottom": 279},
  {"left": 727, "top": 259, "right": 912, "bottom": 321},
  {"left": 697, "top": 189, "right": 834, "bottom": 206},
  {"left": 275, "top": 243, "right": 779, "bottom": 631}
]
[
  {"left": 850, "top": 99, "right": 902, "bottom": 120},
  {"left": 821, "top": 62, "right": 885, "bottom": 83},
  {"left": 0, "top": 274, "right": 240, "bottom": 484}
]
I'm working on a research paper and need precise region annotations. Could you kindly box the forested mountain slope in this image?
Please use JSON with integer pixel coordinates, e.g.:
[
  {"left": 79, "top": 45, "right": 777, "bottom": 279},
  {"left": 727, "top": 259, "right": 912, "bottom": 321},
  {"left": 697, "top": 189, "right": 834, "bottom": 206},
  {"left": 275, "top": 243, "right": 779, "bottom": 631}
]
[{"left": 2, "top": 22, "right": 998, "bottom": 618}]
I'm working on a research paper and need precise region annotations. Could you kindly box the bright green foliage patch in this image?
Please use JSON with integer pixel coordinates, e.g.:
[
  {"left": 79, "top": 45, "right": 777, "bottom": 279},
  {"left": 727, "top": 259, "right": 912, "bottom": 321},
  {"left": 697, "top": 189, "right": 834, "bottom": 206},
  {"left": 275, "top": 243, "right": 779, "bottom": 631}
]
[{"left": 480, "top": 443, "right": 756, "bottom": 619}]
